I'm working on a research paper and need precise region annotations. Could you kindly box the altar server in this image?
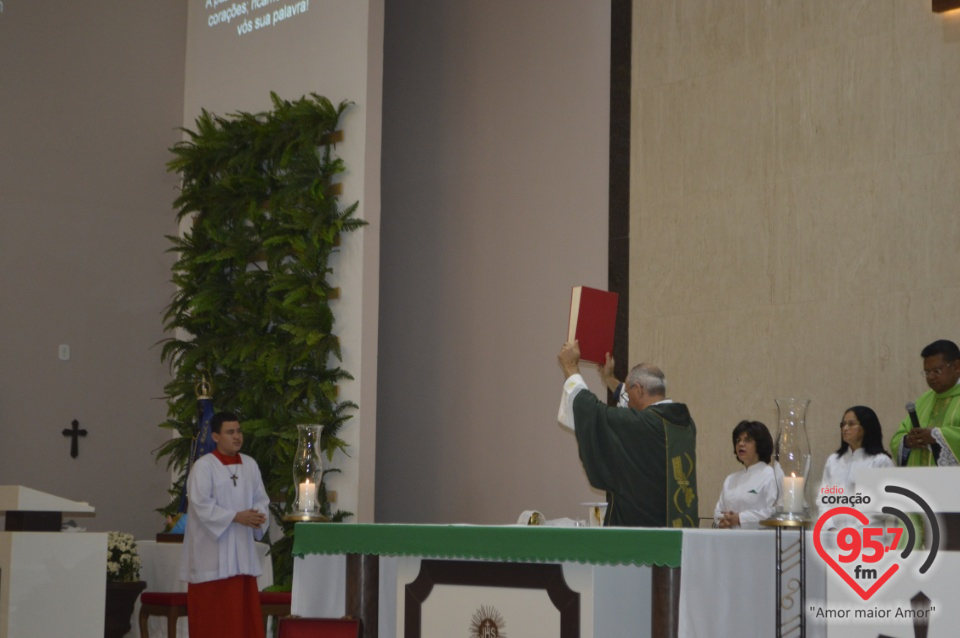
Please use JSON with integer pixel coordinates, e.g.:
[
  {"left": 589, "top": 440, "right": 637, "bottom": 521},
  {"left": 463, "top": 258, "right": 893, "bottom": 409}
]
[
  {"left": 557, "top": 341, "right": 698, "bottom": 527},
  {"left": 714, "top": 420, "right": 779, "bottom": 529},
  {"left": 180, "top": 411, "right": 270, "bottom": 638}
]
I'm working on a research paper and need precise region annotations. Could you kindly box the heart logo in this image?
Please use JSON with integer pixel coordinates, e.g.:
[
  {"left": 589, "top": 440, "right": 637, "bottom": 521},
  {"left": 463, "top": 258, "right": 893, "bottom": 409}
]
[{"left": 813, "top": 506, "right": 900, "bottom": 601}]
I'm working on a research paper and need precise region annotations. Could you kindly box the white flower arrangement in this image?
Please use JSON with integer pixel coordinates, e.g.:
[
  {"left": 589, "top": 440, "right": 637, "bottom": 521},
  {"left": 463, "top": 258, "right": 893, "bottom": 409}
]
[{"left": 106, "top": 531, "right": 142, "bottom": 583}]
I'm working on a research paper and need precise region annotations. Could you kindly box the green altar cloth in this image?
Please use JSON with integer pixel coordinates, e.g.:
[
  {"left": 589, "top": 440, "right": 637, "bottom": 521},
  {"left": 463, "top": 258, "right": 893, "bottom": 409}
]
[{"left": 292, "top": 523, "right": 681, "bottom": 568}]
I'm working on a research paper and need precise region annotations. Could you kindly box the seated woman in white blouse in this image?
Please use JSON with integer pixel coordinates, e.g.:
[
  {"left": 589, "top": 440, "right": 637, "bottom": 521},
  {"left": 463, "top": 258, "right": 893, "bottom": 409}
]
[
  {"left": 714, "top": 420, "right": 779, "bottom": 529},
  {"left": 818, "top": 405, "right": 894, "bottom": 529}
]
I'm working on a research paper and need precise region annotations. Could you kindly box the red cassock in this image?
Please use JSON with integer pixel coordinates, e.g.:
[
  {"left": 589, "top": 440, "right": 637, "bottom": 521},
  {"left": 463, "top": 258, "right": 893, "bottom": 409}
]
[{"left": 188, "top": 574, "right": 264, "bottom": 638}]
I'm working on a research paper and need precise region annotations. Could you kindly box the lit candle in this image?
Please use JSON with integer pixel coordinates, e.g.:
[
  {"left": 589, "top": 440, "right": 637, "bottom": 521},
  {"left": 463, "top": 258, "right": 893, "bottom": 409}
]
[
  {"left": 782, "top": 473, "right": 805, "bottom": 513},
  {"left": 298, "top": 479, "right": 317, "bottom": 512}
]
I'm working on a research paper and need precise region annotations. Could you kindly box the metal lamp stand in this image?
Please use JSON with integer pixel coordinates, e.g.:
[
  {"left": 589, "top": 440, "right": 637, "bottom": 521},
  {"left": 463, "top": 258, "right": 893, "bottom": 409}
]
[{"left": 762, "top": 514, "right": 812, "bottom": 638}]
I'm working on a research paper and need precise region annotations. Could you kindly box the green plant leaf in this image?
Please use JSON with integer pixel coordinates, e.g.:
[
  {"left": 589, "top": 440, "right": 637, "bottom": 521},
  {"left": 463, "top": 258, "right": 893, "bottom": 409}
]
[{"left": 158, "top": 93, "right": 365, "bottom": 587}]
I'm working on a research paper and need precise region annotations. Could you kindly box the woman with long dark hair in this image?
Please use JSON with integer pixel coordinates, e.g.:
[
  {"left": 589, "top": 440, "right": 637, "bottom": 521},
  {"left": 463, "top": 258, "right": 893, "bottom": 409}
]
[{"left": 818, "top": 405, "right": 893, "bottom": 527}]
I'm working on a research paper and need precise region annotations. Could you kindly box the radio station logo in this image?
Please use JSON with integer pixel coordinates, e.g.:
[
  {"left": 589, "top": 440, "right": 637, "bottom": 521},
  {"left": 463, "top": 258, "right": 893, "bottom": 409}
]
[{"left": 813, "top": 485, "right": 939, "bottom": 601}]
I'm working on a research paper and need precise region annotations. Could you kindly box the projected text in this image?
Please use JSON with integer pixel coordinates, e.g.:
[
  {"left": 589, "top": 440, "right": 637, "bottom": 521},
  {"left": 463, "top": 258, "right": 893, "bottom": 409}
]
[{"left": 204, "top": 0, "right": 311, "bottom": 36}]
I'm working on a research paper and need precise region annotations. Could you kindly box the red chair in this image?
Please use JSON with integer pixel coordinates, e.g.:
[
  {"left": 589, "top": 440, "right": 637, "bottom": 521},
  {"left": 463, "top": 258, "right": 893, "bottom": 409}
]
[
  {"left": 139, "top": 590, "right": 291, "bottom": 637},
  {"left": 277, "top": 617, "right": 361, "bottom": 638},
  {"left": 260, "top": 590, "right": 292, "bottom": 629},
  {"left": 138, "top": 591, "right": 187, "bottom": 638}
]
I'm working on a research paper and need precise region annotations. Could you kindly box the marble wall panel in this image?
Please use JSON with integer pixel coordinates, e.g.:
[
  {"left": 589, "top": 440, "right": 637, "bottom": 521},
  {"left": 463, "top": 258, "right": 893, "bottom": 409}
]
[
  {"left": 680, "top": 60, "right": 775, "bottom": 195},
  {"left": 764, "top": 0, "right": 892, "bottom": 61},
  {"left": 633, "top": 80, "right": 685, "bottom": 204},
  {"left": 633, "top": 184, "right": 773, "bottom": 315},
  {"left": 633, "top": 0, "right": 683, "bottom": 89},
  {"left": 630, "top": 197, "right": 686, "bottom": 318},
  {"left": 773, "top": 34, "right": 896, "bottom": 180},
  {"left": 645, "top": 306, "right": 778, "bottom": 420},
  {"left": 768, "top": 168, "right": 884, "bottom": 305},
  {"left": 677, "top": 0, "right": 769, "bottom": 81},
  {"left": 893, "top": 0, "right": 960, "bottom": 46},
  {"left": 874, "top": 289, "right": 960, "bottom": 449},
  {"left": 632, "top": 0, "right": 960, "bottom": 518},
  {"left": 886, "top": 151, "right": 960, "bottom": 291},
  {"left": 892, "top": 23, "right": 960, "bottom": 161}
]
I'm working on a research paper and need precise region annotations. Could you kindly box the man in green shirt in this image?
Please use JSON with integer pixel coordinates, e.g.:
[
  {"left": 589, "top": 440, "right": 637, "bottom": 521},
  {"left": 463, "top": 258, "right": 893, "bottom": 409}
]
[
  {"left": 891, "top": 339, "right": 960, "bottom": 466},
  {"left": 557, "top": 340, "right": 698, "bottom": 527}
]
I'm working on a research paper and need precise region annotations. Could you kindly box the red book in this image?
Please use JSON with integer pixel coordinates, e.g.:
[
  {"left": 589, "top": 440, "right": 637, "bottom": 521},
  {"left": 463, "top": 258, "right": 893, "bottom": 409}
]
[{"left": 567, "top": 286, "right": 618, "bottom": 364}]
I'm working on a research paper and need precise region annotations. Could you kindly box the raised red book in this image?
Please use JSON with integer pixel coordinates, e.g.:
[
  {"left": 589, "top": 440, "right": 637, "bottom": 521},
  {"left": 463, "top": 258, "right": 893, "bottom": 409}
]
[{"left": 566, "top": 286, "right": 618, "bottom": 364}]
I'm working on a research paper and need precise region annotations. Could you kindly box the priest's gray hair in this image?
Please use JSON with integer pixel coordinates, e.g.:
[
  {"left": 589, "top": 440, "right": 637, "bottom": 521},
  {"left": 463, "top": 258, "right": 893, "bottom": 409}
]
[{"left": 625, "top": 363, "right": 666, "bottom": 396}]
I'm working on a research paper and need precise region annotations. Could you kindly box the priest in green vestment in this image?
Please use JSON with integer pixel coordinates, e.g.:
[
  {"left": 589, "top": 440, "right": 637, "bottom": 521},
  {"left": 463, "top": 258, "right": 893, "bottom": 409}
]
[
  {"left": 891, "top": 339, "right": 960, "bottom": 467},
  {"left": 557, "top": 340, "right": 698, "bottom": 527}
]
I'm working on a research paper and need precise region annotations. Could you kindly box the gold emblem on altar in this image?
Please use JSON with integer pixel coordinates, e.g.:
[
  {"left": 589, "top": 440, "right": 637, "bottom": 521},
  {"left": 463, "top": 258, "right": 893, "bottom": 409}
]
[{"left": 470, "top": 605, "right": 506, "bottom": 638}]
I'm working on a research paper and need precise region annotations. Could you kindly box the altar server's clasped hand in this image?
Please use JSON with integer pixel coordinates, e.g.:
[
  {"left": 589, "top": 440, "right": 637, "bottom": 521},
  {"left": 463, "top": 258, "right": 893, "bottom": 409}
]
[{"left": 234, "top": 509, "right": 266, "bottom": 528}]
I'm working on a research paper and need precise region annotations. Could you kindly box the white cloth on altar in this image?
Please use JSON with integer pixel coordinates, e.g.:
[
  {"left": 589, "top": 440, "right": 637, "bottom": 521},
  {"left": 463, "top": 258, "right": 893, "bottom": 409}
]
[
  {"left": 713, "top": 463, "right": 779, "bottom": 529},
  {"left": 179, "top": 452, "right": 270, "bottom": 583},
  {"left": 679, "top": 529, "right": 827, "bottom": 638}
]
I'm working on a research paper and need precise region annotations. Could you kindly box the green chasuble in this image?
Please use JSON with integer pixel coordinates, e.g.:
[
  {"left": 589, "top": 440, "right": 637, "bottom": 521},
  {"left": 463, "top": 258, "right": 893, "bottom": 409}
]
[
  {"left": 572, "top": 391, "right": 698, "bottom": 527},
  {"left": 891, "top": 383, "right": 960, "bottom": 466}
]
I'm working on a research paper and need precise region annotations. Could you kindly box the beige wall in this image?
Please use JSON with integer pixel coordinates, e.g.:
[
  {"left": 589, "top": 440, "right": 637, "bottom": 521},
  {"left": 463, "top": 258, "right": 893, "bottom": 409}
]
[
  {"left": 0, "top": 2, "right": 187, "bottom": 537},
  {"left": 631, "top": 0, "right": 960, "bottom": 519},
  {"left": 376, "top": 0, "right": 613, "bottom": 524},
  {"left": 0, "top": 0, "right": 609, "bottom": 534}
]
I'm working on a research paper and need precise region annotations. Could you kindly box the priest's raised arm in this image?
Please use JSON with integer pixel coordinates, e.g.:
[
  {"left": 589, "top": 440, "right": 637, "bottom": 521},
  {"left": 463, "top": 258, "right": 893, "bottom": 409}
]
[{"left": 557, "top": 341, "right": 698, "bottom": 527}]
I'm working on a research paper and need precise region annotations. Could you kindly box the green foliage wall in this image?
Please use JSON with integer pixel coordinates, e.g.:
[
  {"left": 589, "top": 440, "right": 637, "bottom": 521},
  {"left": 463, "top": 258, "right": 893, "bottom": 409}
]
[{"left": 158, "top": 93, "right": 365, "bottom": 585}]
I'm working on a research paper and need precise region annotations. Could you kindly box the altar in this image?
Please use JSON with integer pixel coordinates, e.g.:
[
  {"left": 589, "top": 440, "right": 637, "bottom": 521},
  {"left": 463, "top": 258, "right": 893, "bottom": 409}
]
[
  {"left": 287, "top": 474, "right": 960, "bottom": 636},
  {"left": 290, "top": 523, "right": 816, "bottom": 638}
]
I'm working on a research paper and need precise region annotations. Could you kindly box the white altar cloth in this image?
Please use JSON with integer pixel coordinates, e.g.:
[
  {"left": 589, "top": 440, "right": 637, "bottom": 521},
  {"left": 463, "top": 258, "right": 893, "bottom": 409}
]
[{"left": 679, "top": 528, "right": 827, "bottom": 638}]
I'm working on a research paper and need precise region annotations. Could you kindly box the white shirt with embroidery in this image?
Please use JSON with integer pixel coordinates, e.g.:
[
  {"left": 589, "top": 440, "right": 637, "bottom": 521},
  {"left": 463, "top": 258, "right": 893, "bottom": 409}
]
[{"left": 713, "top": 462, "right": 779, "bottom": 529}]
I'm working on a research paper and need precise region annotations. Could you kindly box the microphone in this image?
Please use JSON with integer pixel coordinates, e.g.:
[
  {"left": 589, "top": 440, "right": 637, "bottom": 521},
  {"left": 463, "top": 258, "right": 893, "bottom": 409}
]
[{"left": 906, "top": 402, "right": 922, "bottom": 429}]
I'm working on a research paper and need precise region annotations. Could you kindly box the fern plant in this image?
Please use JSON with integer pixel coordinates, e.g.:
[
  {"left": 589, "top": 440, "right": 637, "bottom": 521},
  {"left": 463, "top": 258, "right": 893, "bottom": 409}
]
[{"left": 157, "top": 93, "right": 364, "bottom": 586}]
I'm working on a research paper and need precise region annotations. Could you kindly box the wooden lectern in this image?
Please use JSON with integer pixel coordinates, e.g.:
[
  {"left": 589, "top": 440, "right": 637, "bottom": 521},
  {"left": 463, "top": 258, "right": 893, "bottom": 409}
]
[{"left": 0, "top": 485, "right": 106, "bottom": 638}]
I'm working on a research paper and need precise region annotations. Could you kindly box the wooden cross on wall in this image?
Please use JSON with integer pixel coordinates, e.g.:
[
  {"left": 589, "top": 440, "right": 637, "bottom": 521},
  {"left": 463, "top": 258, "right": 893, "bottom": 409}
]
[{"left": 62, "top": 419, "right": 87, "bottom": 458}]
